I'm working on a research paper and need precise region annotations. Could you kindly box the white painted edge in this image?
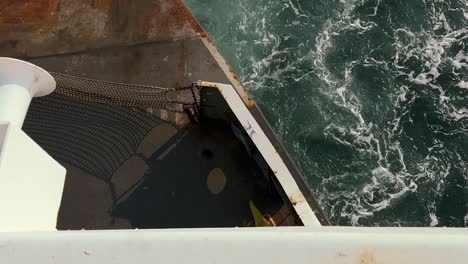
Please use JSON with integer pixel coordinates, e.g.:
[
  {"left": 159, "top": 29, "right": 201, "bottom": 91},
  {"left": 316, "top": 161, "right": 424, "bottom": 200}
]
[
  {"left": 202, "top": 82, "right": 321, "bottom": 226},
  {"left": 0, "top": 227, "right": 466, "bottom": 264},
  {"left": 200, "top": 39, "right": 253, "bottom": 105}
]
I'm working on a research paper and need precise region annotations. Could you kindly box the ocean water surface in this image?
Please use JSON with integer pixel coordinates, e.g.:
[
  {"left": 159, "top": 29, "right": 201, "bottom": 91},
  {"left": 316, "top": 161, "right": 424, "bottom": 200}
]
[{"left": 184, "top": 0, "right": 468, "bottom": 227}]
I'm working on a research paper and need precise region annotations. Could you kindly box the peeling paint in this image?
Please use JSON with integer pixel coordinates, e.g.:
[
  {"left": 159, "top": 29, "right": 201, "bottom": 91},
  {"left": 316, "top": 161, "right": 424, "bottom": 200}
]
[
  {"left": 289, "top": 193, "right": 305, "bottom": 206},
  {"left": 34, "top": 0, "right": 108, "bottom": 45},
  {"left": 0, "top": 0, "right": 59, "bottom": 28},
  {"left": 0, "top": 0, "right": 206, "bottom": 58},
  {"left": 360, "top": 250, "right": 377, "bottom": 264}
]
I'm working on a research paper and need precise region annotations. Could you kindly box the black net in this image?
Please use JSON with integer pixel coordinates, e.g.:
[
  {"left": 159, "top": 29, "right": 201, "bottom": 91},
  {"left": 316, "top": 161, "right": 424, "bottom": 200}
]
[
  {"left": 23, "top": 73, "right": 199, "bottom": 182},
  {"left": 51, "top": 72, "right": 199, "bottom": 113}
]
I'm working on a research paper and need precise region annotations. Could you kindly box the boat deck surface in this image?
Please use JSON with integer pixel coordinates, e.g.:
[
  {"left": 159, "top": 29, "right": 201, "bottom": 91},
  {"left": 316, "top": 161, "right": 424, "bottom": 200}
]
[
  {"left": 15, "top": 40, "right": 285, "bottom": 229},
  {"left": 2, "top": 0, "right": 329, "bottom": 228},
  {"left": 54, "top": 120, "right": 283, "bottom": 229}
]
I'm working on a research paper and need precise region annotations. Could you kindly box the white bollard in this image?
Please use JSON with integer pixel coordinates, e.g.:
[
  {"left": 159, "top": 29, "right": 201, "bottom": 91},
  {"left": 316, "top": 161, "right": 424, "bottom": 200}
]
[
  {"left": 0, "top": 84, "right": 33, "bottom": 129},
  {"left": 0, "top": 57, "right": 56, "bottom": 128},
  {"left": 0, "top": 57, "right": 66, "bottom": 231}
]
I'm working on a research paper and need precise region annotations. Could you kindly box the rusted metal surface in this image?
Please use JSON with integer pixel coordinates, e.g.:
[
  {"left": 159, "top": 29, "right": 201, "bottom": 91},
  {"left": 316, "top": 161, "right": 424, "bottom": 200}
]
[
  {"left": 200, "top": 38, "right": 257, "bottom": 109},
  {"left": 0, "top": 0, "right": 202, "bottom": 58},
  {"left": 0, "top": 0, "right": 60, "bottom": 29},
  {"left": 174, "top": 0, "right": 207, "bottom": 37},
  {"left": 288, "top": 193, "right": 305, "bottom": 206}
]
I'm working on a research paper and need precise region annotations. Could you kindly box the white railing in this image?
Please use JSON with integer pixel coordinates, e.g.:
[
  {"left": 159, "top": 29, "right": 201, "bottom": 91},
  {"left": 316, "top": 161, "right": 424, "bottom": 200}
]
[{"left": 0, "top": 227, "right": 466, "bottom": 263}]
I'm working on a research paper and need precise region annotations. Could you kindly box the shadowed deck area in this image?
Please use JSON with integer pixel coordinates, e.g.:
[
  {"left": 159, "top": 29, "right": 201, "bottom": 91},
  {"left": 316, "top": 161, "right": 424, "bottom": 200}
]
[
  {"left": 18, "top": 38, "right": 289, "bottom": 230},
  {"left": 113, "top": 122, "right": 282, "bottom": 228},
  {"left": 53, "top": 120, "right": 283, "bottom": 230}
]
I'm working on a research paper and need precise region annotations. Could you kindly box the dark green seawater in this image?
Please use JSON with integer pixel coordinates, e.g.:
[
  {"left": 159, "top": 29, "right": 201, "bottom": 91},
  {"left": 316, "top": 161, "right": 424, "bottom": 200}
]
[{"left": 184, "top": 0, "right": 468, "bottom": 227}]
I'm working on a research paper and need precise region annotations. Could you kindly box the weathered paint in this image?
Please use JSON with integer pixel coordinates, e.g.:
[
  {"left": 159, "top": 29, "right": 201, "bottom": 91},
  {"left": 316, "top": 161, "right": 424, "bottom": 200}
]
[
  {"left": 200, "top": 38, "right": 257, "bottom": 108},
  {"left": 0, "top": 0, "right": 60, "bottom": 29},
  {"left": 289, "top": 193, "right": 306, "bottom": 206},
  {"left": 0, "top": 0, "right": 201, "bottom": 57},
  {"left": 360, "top": 250, "right": 377, "bottom": 264},
  {"left": 173, "top": 0, "right": 207, "bottom": 37}
]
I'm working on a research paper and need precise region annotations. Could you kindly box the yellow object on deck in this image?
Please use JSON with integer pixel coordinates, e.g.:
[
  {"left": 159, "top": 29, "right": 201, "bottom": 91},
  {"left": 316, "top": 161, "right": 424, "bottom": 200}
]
[{"left": 249, "top": 201, "right": 273, "bottom": 227}]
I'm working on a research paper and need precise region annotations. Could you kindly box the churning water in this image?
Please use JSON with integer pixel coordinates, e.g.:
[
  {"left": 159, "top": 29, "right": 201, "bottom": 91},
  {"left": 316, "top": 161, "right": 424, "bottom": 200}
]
[{"left": 185, "top": 0, "right": 468, "bottom": 227}]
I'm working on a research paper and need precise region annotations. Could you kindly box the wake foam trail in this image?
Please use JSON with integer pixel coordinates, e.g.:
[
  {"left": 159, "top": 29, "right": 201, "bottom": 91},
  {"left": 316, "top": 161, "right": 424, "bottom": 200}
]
[{"left": 312, "top": 0, "right": 468, "bottom": 226}]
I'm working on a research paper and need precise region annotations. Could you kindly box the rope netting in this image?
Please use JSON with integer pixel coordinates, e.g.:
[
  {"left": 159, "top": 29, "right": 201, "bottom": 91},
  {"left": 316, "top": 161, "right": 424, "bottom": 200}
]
[
  {"left": 23, "top": 73, "right": 200, "bottom": 181},
  {"left": 51, "top": 72, "right": 200, "bottom": 113}
]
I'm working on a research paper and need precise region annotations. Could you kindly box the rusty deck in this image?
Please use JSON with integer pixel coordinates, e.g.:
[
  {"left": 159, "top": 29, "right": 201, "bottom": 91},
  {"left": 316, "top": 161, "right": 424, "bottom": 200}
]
[{"left": 0, "top": 0, "right": 206, "bottom": 57}]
